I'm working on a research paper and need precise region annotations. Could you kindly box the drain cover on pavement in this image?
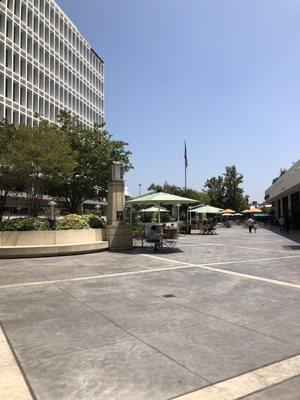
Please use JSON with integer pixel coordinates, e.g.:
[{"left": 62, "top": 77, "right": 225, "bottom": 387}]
[{"left": 162, "top": 294, "right": 176, "bottom": 298}]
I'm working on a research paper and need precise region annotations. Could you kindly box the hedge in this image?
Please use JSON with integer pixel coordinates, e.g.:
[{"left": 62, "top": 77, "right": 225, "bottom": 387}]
[
  {"left": 55, "top": 214, "right": 90, "bottom": 230},
  {"left": 83, "top": 214, "right": 105, "bottom": 229},
  {"left": 0, "top": 214, "right": 105, "bottom": 231},
  {"left": 0, "top": 217, "right": 51, "bottom": 231}
]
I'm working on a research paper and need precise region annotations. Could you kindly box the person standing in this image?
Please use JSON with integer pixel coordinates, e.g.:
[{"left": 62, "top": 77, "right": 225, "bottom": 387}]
[
  {"left": 247, "top": 217, "right": 254, "bottom": 233},
  {"left": 253, "top": 219, "right": 259, "bottom": 233},
  {"left": 279, "top": 216, "right": 285, "bottom": 233},
  {"left": 285, "top": 216, "right": 290, "bottom": 234}
]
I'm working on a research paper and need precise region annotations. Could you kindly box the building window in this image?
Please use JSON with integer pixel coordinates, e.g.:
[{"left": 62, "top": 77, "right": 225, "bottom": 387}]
[
  {"left": 5, "top": 77, "right": 12, "bottom": 99},
  {"left": 6, "top": 47, "right": 12, "bottom": 68},
  {"left": 0, "top": 42, "right": 4, "bottom": 65},
  {"left": 0, "top": 72, "right": 4, "bottom": 96}
]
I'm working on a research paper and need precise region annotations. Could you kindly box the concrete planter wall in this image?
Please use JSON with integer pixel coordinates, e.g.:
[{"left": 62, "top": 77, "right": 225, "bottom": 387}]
[
  {"left": 0, "top": 228, "right": 108, "bottom": 258},
  {"left": 0, "top": 228, "right": 106, "bottom": 246}
]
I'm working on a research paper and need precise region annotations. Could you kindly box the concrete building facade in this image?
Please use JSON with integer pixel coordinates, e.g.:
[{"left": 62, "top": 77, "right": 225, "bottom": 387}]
[
  {"left": 0, "top": 0, "right": 104, "bottom": 129},
  {"left": 265, "top": 160, "right": 300, "bottom": 228}
]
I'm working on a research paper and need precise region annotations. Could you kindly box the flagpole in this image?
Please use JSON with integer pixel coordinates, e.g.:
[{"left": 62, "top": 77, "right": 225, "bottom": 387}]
[{"left": 184, "top": 140, "right": 187, "bottom": 189}]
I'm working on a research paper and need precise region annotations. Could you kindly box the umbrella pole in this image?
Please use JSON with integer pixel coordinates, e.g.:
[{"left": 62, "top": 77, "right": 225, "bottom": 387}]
[
  {"left": 130, "top": 204, "right": 133, "bottom": 225},
  {"left": 158, "top": 204, "right": 161, "bottom": 223},
  {"left": 186, "top": 206, "right": 190, "bottom": 234}
]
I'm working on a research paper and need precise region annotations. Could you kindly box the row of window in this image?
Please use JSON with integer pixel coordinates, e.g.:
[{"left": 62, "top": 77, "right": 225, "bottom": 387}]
[
  {"left": 1, "top": 0, "right": 101, "bottom": 70},
  {"left": 0, "top": 73, "right": 103, "bottom": 123},
  {"left": 1, "top": 43, "right": 103, "bottom": 109},
  {"left": 0, "top": 103, "right": 102, "bottom": 129},
  {"left": 0, "top": 11, "right": 103, "bottom": 89}
]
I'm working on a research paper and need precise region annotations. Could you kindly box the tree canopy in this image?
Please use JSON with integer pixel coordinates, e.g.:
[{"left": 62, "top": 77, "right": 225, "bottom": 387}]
[
  {"left": 49, "top": 112, "right": 133, "bottom": 213},
  {"left": 0, "top": 120, "right": 75, "bottom": 217},
  {"left": 204, "top": 165, "right": 249, "bottom": 210},
  {"left": 148, "top": 166, "right": 248, "bottom": 211},
  {"left": 0, "top": 112, "right": 132, "bottom": 217},
  {"left": 203, "top": 176, "right": 224, "bottom": 208}
]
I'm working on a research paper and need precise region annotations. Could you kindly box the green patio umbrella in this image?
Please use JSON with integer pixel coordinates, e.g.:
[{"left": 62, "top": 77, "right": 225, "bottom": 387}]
[
  {"left": 127, "top": 192, "right": 197, "bottom": 223},
  {"left": 140, "top": 206, "right": 168, "bottom": 213},
  {"left": 191, "top": 205, "right": 222, "bottom": 214},
  {"left": 128, "top": 192, "right": 198, "bottom": 205}
]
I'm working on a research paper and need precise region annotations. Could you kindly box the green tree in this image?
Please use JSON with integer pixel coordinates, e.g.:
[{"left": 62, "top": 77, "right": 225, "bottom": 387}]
[
  {"left": 0, "top": 120, "right": 22, "bottom": 220},
  {"left": 50, "top": 112, "right": 133, "bottom": 213},
  {"left": 1, "top": 120, "right": 75, "bottom": 217},
  {"left": 203, "top": 176, "right": 225, "bottom": 208},
  {"left": 204, "top": 166, "right": 249, "bottom": 211},
  {"left": 223, "top": 165, "right": 248, "bottom": 211}
]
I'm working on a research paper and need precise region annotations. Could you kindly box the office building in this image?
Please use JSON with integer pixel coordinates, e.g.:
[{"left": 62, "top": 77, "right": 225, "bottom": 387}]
[
  {"left": 0, "top": 0, "right": 104, "bottom": 129},
  {"left": 265, "top": 160, "right": 300, "bottom": 228}
]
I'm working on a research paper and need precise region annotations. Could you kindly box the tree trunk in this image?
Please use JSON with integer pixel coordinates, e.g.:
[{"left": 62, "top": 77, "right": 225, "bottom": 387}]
[{"left": 68, "top": 194, "right": 84, "bottom": 214}]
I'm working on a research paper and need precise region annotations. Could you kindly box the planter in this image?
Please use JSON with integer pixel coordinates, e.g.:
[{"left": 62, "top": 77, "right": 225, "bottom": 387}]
[
  {"left": 0, "top": 228, "right": 106, "bottom": 246},
  {"left": 0, "top": 228, "right": 108, "bottom": 258}
]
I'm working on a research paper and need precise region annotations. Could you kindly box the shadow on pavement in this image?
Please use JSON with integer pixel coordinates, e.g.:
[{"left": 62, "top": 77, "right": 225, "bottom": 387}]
[
  {"left": 264, "top": 226, "right": 300, "bottom": 245},
  {"left": 118, "top": 247, "right": 184, "bottom": 255}
]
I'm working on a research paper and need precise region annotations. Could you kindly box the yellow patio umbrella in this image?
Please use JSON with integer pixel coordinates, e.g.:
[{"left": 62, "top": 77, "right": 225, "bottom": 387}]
[
  {"left": 242, "top": 208, "right": 262, "bottom": 214},
  {"left": 221, "top": 209, "right": 235, "bottom": 214}
]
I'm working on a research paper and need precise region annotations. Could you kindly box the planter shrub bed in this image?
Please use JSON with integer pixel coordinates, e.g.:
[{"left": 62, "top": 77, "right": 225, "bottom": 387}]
[
  {"left": 56, "top": 214, "right": 90, "bottom": 230},
  {"left": 0, "top": 217, "right": 51, "bottom": 231},
  {"left": 0, "top": 214, "right": 105, "bottom": 231}
]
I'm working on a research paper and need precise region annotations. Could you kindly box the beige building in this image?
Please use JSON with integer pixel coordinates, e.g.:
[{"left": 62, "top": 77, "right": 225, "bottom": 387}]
[{"left": 265, "top": 160, "right": 300, "bottom": 228}]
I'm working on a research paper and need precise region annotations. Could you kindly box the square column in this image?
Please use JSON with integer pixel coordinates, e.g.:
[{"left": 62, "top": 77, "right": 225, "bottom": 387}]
[{"left": 105, "top": 163, "right": 132, "bottom": 251}]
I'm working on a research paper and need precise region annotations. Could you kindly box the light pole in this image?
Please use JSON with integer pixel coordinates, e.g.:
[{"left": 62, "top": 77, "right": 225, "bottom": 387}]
[
  {"left": 49, "top": 200, "right": 57, "bottom": 221},
  {"left": 138, "top": 184, "right": 142, "bottom": 197},
  {"left": 187, "top": 205, "right": 192, "bottom": 234},
  {"left": 49, "top": 200, "right": 57, "bottom": 230},
  {"left": 175, "top": 204, "right": 180, "bottom": 222}
]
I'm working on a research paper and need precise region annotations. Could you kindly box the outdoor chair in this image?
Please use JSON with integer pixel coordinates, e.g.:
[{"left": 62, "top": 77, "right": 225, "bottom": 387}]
[
  {"left": 199, "top": 224, "right": 216, "bottom": 235},
  {"left": 132, "top": 229, "right": 145, "bottom": 247},
  {"left": 162, "top": 228, "right": 179, "bottom": 248}
]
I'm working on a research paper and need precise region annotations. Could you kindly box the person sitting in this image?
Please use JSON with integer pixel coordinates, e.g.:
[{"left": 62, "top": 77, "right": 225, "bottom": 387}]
[{"left": 148, "top": 224, "right": 163, "bottom": 251}]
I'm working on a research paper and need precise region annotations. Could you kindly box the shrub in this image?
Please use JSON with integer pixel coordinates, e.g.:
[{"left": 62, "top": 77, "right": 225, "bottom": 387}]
[
  {"left": 0, "top": 217, "right": 51, "bottom": 231},
  {"left": 56, "top": 214, "right": 90, "bottom": 230},
  {"left": 83, "top": 214, "right": 105, "bottom": 228},
  {"left": 177, "top": 221, "right": 187, "bottom": 231},
  {"left": 0, "top": 214, "right": 106, "bottom": 231}
]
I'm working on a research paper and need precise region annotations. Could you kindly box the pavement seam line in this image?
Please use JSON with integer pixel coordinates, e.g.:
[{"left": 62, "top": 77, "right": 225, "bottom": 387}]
[
  {"left": 171, "top": 354, "right": 300, "bottom": 400},
  {"left": 1, "top": 253, "right": 300, "bottom": 290},
  {"left": 142, "top": 255, "right": 300, "bottom": 289},
  {"left": 0, "top": 264, "right": 196, "bottom": 289},
  {"left": 165, "top": 300, "right": 299, "bottom": 347},
  {"left": 0, "top": 325, "right": 34, "bottom": 400},
  {"left": 176, "top": 243, "right": 297, "bottom": 254},
  {"left": 55, "top": 284, "right": 211, "bottom": 384}
]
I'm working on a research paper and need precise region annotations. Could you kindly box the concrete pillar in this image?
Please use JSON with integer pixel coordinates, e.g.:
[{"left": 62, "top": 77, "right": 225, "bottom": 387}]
[
  {"left": 107, "top": 180, "right": 126, "bottom": 225},
  {"left": 105, "top": 163, "right": 132, "bottom": 251},
  {"left": 288, "top": 194, "right": 292, "bottom": 214},
  {"left": 279, "top": 198, "right": 283, "bottom": 218}
]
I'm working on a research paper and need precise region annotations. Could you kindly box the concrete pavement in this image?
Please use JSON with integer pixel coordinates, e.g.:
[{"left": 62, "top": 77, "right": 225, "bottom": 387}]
[{"left": 0, "top": 225, "right": 299, "bottom": 399}]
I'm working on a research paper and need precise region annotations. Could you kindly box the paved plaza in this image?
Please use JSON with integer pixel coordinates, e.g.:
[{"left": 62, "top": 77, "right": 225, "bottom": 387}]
[{"left": 0, "top": 226, "right": 299, "bottom": 399}]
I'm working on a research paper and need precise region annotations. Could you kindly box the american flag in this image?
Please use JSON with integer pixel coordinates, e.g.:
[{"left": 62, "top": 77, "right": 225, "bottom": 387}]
[{"left": 184, "top": 141, "right": 188, "bottom": 168}]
